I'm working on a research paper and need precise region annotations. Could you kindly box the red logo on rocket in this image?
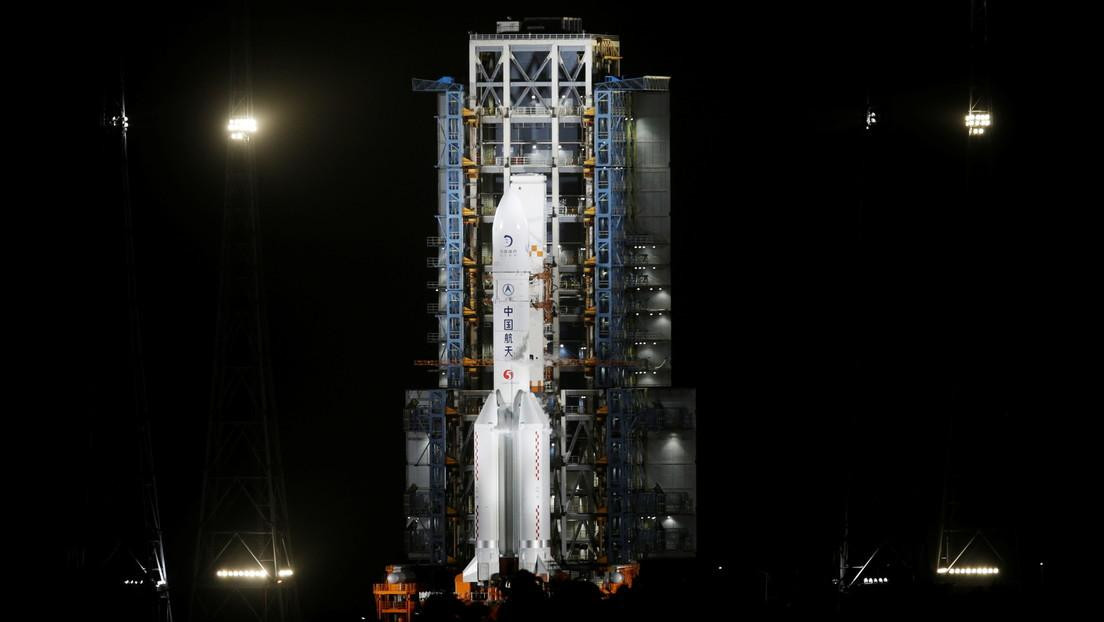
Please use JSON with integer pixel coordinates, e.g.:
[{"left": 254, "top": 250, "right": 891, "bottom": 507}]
[{"left": 503, "top": 370, "right": 514, "bottom": 380}]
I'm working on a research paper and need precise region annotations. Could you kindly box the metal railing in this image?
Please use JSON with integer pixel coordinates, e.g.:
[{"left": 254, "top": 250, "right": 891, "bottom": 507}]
[
  {"left": 512, "top": 105, "right": 551, "bottom": 116},
  {"left": 565, "top": 451, "right": 600, "bottom": 466},
  {"left": 558, "top": 196, "right": 587, "bottom": 215},
  {"left": 557, "top": 253, "right": 579, "bottom": 267},
  {"left": 470, "top": 33, "right": 614, "bottom": 41},
  {"left": 597, "top": 76, "right": 671, "bottom": 92},
  {"left": 494, "top": 155, "right": 553, "bottom": 166}
]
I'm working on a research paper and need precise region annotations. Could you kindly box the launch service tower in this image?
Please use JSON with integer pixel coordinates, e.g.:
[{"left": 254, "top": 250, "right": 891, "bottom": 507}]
[{"left": 403, "top": 17, "right": 695, "bottom": 586}]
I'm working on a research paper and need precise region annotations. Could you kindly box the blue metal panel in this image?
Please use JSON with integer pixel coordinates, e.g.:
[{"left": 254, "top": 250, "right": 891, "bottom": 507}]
[
  {"left": 593, "top": 84, "right": 627, "bottom": 388},
  {"left": 426, "top": 389, "right": 447, "bottom": 564},
  {"left": 414, "top": 78, "right": 466, "bottom": 389},
  {"left": 605, "top": 388, "right": 637, "bottom": 563},
  {"left": 593, "top": 77, "right": 668, "bottom": 389},
  {"left": 412, "top": 79, "right": 463, "bottom": 564},
  {"left": 443, "top": 88, "right": 465, "bottom": 389}
]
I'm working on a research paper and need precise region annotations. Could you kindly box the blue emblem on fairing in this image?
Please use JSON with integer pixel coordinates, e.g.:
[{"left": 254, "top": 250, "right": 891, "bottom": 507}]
[
  {"left": 504, "top": 234, "right": 514, "bottom": 248},
  {"left": 502, "top": 283, "right": 515, "bottom": 296}
]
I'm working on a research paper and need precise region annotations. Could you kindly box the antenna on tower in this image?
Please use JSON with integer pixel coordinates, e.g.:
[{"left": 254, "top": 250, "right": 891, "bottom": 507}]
[
  {"left": 965, "top": 0, "right": 992, "bottom": 137},
  {"left": 111, "top": 61, "right": 175, "bottom": 622}
]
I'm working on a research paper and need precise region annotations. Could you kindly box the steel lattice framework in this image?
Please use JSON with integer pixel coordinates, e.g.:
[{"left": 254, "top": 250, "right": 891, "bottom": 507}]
[
  {"left": 594, "top": 76, "right": 669, "bottom": 389},
  {"left": 596, "top": 77, "right": 670, "bottom": 563},
  {"left": 605, "top": 389, "right": 636, "bottom": 564},
  {"left": 106, "top": 67, "right": 175, "bottom": 622},
  {"left": 413, "top": 78, "right": 466, "bottom": 389},
  {"left": 403, "top": 390, "right": 449, "bottom": 564},
  {"left": 191, "top": 5, "right": 298, "bottom": 621},
  {"left": 406, "top": 28, "right": 691, "bottom": 574}
]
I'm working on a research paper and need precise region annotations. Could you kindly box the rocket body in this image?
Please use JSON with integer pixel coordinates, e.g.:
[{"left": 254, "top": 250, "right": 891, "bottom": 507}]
[
  {"left": 490, "top": 185, "right": 530, "bottom": 397},
  {"left": 464, "top": 175, "right": 552, "bottom": 583}
]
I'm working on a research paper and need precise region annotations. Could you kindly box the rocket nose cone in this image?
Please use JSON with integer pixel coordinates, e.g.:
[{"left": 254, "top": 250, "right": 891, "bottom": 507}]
[{"left": 492, "top": 189, "right": 528, "bottom": 270}]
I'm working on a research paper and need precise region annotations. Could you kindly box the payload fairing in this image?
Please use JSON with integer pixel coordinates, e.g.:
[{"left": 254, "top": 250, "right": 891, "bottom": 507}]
[{"left": 462, "top": 175, "right": 553, "bottom": 582}]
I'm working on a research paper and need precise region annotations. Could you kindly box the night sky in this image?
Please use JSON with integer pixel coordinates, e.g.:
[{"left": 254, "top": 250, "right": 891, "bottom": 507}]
[{"left": 50, "top": 3, "right": 1089, "bottom": 618}]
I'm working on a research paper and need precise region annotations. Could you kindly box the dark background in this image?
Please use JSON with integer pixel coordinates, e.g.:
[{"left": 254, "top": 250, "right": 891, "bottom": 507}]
[{"left": 44, "top": 2, "right": 1090, "bottom": 618}]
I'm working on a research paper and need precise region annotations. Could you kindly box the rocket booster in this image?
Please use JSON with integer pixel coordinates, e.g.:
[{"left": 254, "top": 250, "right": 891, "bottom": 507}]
[{"left": 463, "top": 176, "right": 552, "bottom": 583}]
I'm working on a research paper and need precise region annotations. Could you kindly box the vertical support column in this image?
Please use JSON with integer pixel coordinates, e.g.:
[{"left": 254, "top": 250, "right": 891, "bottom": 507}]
[
  {"left": 550, "top": 44, "right": 561, "bottom": 389},
  {"left": 605, "top": 388, "right": 635, "bottom": 563},
  {"left": 594, "top": 84, "right": 626, "bottom": 388},
  {"left": 428, "top": 390, "right": 448, "bottom": 564},
  {"left": 584, "top": 43, "right": 593, "bottom": 103},
  {"left": 442, "top": 88, "right": 466, "bottom": 389},
  {"left": 556, "top": 394, "right": 568, "bottom": 561},
  {"left": 192, "top": 8, "right": 299, "bottom": 618},
  {"left": 551, "top": 44, "right": 561, "bottom": 169},
  {"left": 468, "top": 40, "right": 478, "bottom": 110},
  {"left": 502, "top": 44, "right": 511, "bottom": 183}
]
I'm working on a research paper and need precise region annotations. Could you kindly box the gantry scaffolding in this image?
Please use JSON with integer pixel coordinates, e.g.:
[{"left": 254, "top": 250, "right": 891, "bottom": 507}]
[{"left": 406, "top": 19, "right": 694, "bottom": 577}]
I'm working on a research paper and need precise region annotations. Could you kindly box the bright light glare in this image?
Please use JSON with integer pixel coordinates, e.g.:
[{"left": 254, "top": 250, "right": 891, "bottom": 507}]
[
  {"left": 965, "top": 111, "right": 991, "bottom": 136},
  {"left": 216, "top": 569, "right": 269, "bottom": 579},
  {"left": 278, "top": 569, "right": 294, "bottom": 577},
  {"left": 228, "top": 117, "right": 258, "bottom": 133},
  {"left": 938, "top": 566, "right": 1000, "bottom": 576},
  {"left": 228, "top": 117, "right": 257, "bottom": 141}
]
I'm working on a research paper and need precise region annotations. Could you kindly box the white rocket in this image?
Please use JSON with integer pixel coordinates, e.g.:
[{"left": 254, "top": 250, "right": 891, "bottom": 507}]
[{"left": 462, "top": 175, "right": 553, "bottom": 583}]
